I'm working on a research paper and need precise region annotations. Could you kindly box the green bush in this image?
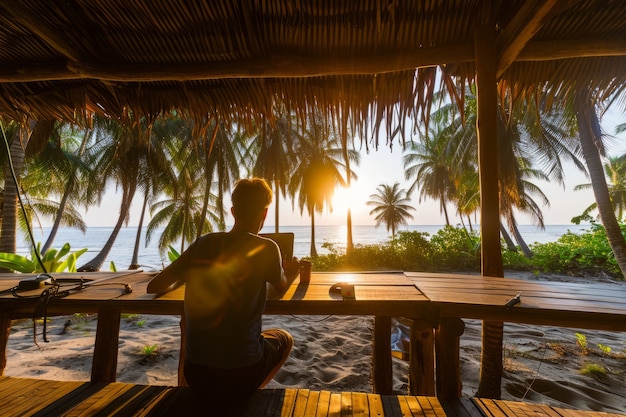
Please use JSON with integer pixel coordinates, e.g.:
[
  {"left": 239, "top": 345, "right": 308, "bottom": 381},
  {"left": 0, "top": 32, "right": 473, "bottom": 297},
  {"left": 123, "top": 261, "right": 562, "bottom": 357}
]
[{"left": 310, "top": 223, "right": 623, "bottom": 279}]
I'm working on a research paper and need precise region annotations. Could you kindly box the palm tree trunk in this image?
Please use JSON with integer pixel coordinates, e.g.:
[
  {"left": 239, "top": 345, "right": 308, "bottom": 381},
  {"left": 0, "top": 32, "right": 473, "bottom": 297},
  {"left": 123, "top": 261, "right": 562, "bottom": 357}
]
[
  {"left": 42, "top": 129, "right": 91, "bottom": 254},
  {"left": 510, "top": 220, "right": 532, "bottom": 258},
  {"left": 274, "top": 178, "right": 280, "bottom": 233},
  {"left": 42, "top": 176, "right": 73, "bottom": 254},
  {"left": 78, "top": 183, "right": 136, "bottom": 272},
  {"left": 0, "top": 128, "right": 25, "bottom": 269},
  {"left": 310, "top": 207, "right": 318, "bottom": 258},
  {"left": 500, "top": 224, "right": 516, "bottom": 252},
  {"left": 440, "top": 198, "right": 450, "bottom": 226},
  {"left": 576, "top": 87, "right": 626, "bottom": 278},
  {"left": 129, "top": 191, "right": 149, "bottom": 269}
]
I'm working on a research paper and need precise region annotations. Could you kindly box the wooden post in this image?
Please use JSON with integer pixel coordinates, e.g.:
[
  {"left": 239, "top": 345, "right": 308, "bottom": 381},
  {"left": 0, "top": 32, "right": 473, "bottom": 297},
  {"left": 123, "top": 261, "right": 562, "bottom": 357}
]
[
  {"left": 435, "top": 317, "right": 465, "bottom": 399},
  {"left": 91, "top": 306, "right": 121, "bottom": 383},
  {"left": 178, "top": 313, "right": 188, "bottom": 386},
  {"left": 475, "top": 17, "right": 505, "bottom": 399},
  {"left": 408, "top": 320, "right": 435, "bottom": 396},
  {"left": 373, "top": 316, "right": 392, "bottom": 394},
  {"left": 0, "top": 313, "right": 11, "bottom": 375}
]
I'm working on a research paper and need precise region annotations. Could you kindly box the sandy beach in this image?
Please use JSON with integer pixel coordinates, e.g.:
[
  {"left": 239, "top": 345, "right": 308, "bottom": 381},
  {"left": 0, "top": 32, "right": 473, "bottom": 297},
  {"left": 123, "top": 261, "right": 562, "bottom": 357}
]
[{"left": 4, "top": 271, "right": 626, "bottom": 413}]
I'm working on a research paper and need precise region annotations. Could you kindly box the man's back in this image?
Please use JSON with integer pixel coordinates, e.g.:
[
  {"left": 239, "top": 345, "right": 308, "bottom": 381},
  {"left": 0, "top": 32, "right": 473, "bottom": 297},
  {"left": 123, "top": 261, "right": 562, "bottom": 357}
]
[{"left": 183, "top": 232, "right": 283, "bottom": 368}]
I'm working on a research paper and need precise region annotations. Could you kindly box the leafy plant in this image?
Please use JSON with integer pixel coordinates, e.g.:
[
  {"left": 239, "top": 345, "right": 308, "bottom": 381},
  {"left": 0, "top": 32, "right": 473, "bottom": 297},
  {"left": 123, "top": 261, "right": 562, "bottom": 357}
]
[
  {"left": 0, "top": 243, "right": 88, "bottom": 273},
  {"left": 141, "top": 344, "right": 159, "bottom": 359},
  {"left": 598, "top": 344, "right": 612, "bottom": 354},
  {"left": 575, "top": 332, "right": 588, "bottom": 355},
  {"left": 167, "top": 246, "right": 180, "bottom": 262},
  {"left": 580, "top": 363, "right": 606, "bottom": 377}
]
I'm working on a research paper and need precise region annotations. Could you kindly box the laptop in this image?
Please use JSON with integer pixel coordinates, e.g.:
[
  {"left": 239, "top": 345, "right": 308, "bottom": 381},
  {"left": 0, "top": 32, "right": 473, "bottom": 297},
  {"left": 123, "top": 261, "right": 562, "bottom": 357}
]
[{"left": 260, "top": 232, "right": 295, "bottom": 261}]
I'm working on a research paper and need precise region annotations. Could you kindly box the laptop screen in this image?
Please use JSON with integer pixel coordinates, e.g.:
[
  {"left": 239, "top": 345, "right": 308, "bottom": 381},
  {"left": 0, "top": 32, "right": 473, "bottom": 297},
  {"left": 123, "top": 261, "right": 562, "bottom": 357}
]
[{"left": 259, "top": 232, "right": 294, "bottom": 261}]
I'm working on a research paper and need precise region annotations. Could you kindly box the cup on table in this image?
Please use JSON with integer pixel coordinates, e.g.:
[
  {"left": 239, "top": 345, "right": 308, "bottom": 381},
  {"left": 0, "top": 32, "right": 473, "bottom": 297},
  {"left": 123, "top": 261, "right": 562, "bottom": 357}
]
[{"left": 299, "top": 260, "right": 311, "bottom": 283}]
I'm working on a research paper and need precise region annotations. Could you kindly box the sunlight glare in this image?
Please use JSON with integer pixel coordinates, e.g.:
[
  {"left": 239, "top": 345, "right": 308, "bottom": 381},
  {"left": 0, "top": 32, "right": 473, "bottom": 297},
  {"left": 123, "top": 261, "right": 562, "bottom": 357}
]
[{"left": 332, "top": 185, "right": 356, "bottom": 214}]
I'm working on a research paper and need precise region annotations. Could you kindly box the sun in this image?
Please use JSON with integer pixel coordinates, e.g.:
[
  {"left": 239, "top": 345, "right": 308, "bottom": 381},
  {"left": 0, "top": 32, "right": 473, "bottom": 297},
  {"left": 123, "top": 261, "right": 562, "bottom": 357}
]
[{"left": 331, "top": 185, "right": 356, "bottom": 214}]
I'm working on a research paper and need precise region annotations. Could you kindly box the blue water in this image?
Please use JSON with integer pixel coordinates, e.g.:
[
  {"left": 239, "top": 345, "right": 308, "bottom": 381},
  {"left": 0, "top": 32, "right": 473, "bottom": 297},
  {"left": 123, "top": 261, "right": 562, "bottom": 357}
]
[{"left": 16, "top": 224, "right": 591, "bottom": 272}]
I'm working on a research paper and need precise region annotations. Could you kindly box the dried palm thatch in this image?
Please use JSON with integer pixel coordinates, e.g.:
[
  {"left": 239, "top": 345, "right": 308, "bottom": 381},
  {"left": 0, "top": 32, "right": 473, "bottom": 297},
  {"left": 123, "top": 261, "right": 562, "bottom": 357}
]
[{"left": 0, "top": 0, "right": 624, "bottom": 146}]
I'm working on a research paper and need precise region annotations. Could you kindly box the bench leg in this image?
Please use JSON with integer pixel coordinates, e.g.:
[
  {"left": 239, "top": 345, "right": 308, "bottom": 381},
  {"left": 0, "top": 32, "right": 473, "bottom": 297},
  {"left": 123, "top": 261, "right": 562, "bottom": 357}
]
[
  {"left": 178, "top": 314, "right": 188, "bottom": 386},
  {"left": 373, "top": 316, "right": 392, "bottom": 394},
  {"left": 408, "top": 320, "right": 435, "bottom": 396},
  {"left": 435, "top": 317, "right": 465, "bottom": 399},
  {"left": 0, "top": 313, "right": 11, "bottom": 376},
  {"left": 91, "top": 306, "right": 121, "bottom": 383}
]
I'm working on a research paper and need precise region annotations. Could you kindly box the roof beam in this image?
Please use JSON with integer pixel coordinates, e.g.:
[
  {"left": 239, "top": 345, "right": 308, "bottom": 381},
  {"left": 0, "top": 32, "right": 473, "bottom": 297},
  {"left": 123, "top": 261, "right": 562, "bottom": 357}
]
[
  {"left": 496, "top": 0, "right": 560, "bottom": 78},
  {"left": 0, "top": 38, "right": 624, "bottom": 83}
]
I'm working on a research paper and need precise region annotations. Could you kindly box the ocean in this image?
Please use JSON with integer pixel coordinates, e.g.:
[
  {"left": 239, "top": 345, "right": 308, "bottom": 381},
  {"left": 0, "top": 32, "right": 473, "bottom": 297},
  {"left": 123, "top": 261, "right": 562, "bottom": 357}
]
[{"left": 16, "top": 224, "right": 591, "bottom": 272}]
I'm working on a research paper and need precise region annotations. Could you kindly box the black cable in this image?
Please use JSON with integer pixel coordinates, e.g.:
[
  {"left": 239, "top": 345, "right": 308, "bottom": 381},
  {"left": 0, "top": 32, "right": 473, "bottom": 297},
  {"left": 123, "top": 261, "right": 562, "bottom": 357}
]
[{"left": 0, "top": 122, "right": 47, "bottom": 273}]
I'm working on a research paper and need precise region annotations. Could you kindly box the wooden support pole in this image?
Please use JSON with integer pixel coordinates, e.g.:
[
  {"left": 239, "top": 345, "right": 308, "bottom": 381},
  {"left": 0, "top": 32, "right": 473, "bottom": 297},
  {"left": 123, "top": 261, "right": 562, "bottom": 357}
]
[
  {"left": 0, "top": 313, "right": 11, "bottom": 375},
  {"left": 373, "top": 316, "right": 392, "bottom": 395},
  {"left": 178, "top": 313, "right": 188, "bottom": 386},
  {"left": 408, "top": 320, "right": 435, "bottom": 396},
  {"left": 435, "top": 317, "right": 465, "bottom": 399},
  {"left": 475, "top": 19, "right": 505, "bottom": 399},
  {"left": 91, "top": 306, "right": 121, "bottom": 383}
]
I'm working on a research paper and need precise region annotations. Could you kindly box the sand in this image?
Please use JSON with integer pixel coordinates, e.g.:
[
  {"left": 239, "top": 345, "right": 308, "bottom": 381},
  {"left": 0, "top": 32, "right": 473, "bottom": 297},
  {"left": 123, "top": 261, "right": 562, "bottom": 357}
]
[{"left": 4, "top": 272, "right": 626, "bottom": 413}]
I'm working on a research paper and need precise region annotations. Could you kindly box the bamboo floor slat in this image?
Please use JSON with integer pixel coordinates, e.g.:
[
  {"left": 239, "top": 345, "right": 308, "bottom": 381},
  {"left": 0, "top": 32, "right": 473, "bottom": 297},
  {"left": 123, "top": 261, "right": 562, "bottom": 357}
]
[{"left": 0, "top": 377, "right": 624, "bottom": 417}]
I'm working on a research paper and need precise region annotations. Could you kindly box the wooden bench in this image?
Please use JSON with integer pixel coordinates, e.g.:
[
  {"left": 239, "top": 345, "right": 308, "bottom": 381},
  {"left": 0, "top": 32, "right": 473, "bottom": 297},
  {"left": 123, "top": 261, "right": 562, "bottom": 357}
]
[{"left": 1, "top": 376, "right": 624, "bottom": 417}]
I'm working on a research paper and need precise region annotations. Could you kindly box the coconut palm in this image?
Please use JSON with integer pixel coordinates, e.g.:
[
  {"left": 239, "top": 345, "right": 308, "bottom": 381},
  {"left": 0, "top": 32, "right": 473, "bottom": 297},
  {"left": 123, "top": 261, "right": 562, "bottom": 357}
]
[
  {"left": 247, "top": 109, "right": 300, "bottom": 232},
  {"left": 77, "top": 115, "right": 163, "bottom": 271},
  {"left": 146, "top": 136, "right": 223, "bottom": 255},
  {"left": 574, "top": 154, "right": 626, "bottom": 221},
  {"left": 403, "top": 121, "right": 456, "bottom": 226},
  {"left": 574, "top": 88, "right": 626, "bottom": 278},
  {"left": 288, "top": 113, "right": 357, "bottom": 257},
  {"left": 197, "top": 119, "right": 245, "bottom": 236},
  {"left": 366, "top": 182, "right": 415, "bottom": 239},
  {"left": 0, "top": 120, "right": 56, "bottom": 271}
]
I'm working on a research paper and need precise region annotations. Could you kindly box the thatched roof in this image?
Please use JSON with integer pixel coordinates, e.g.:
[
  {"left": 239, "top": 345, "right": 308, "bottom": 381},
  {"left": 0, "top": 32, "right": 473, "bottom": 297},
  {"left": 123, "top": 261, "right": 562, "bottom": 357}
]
[{"left": 0, "top": 0, "right": 624, "bottom": 145}]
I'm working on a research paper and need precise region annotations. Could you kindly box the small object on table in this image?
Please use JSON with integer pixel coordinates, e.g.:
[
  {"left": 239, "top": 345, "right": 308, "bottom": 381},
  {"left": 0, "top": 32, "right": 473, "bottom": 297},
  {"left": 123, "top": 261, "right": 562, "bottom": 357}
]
[
  {"left": 299, "top": 260, "right": 311, "bottom": 283},
  {"left": 505, "top": 293, "right": 522, "bottom": 309},
  {"left": 329, "top": 282, "right": 355, "bottom": 300}
]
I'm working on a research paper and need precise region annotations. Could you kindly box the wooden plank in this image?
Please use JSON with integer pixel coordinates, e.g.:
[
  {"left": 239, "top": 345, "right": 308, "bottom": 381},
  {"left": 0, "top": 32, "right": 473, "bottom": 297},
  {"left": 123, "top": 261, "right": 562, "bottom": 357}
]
[
  {"left": 417, "top": 396, "right": 438, "bottom": 417},
  {"left": 351, "top": 392, "right": 369, "bottom": 417},
  {"left": 403, "top": 395, "right": 427, "bottom": 416},
  {"left": 474, "top": 398, "right": 508, "bottom": 417},
  {"left": 293, "top": 389, "right": 311, "bottom": 417},
  {"left": 328, "top": 392, "right": 342, "bottom": 417},
  {"left": 367, "top": 393, "right": 384, "bottom": 417},
  {"left": 303, "top": 389, "right": 320, "bottom": 416},
  {"left": 280, "top": 388, "right": 298, "bottom": 416},
  {"left": 315, "top": 390, "right": 332, "bottom": 417}
]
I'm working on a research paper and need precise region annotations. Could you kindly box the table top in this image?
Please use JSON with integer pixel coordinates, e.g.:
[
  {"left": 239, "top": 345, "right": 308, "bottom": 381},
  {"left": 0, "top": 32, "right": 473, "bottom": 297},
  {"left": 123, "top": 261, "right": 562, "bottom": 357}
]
[
  {"left": 2, "top": 271, "right": 626, "bottom": 331},
  {"left": 406, "top": 271, "right": 626, "bottom": 331},
  {"left": 0, "top": 271, "right": 431, "bottom": 318}
]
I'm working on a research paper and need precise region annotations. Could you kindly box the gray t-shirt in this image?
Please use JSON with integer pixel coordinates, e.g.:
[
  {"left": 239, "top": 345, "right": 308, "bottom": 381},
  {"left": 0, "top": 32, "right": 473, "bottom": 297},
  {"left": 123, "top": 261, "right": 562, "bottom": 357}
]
[{"left": 183, "top": 232, "right": 283, "bottom": 368}]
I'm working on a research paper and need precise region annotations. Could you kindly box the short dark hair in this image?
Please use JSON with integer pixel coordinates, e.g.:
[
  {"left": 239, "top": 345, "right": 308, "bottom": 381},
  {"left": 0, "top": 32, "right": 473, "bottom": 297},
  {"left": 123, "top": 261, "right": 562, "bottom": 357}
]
[{"left": 231, "top": 178, "right": 273, "bottom": 220}]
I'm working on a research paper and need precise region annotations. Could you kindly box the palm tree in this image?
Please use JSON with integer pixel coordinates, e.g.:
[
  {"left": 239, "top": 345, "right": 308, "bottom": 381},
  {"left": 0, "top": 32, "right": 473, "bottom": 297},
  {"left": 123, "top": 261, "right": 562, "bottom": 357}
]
[
  {"left": 403, "top": 121, "right": 456, "bottom": 226},
  {"left": 77, "top": 115, "right": 151, "bottom": 271},
  {"left": 574, "top": 155, "right": 626, "bottom": 222},
  {"left": 574, "top": 87, "right": 626, "bottom": 278},
  {"left": 288, "top": 113, "right": 356, "bottom": 257},
  {"left": 366, "top": 182, "right": 415, "bottom": 239},
  {"left": 248, "top": 109, "right": 300, "bottom": 232},
  {"left": 196, "top": 119, "right": 244, "bottom": 236},
  {"left": 128, "top": 115, "right": 181, "bottom": 269},
  {"left": 0, "top": 120, "right": 55, "bottom": 271},
  {"left": 146, "top": 139, "right": 223, "bottom": 255}
]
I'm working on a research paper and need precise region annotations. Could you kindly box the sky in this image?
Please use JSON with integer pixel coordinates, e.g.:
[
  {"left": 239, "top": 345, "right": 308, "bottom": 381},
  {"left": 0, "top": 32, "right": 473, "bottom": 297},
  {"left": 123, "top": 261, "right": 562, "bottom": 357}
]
[{"left": 76, "top": 109, "right": 625, "bottom": 228}]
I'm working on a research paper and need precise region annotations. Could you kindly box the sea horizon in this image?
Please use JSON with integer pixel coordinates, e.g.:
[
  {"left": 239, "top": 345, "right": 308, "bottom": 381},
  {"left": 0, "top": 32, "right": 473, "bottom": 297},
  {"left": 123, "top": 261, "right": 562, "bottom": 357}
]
[{"left": 17, "top": 223, "right": 592, "bottom": 272}]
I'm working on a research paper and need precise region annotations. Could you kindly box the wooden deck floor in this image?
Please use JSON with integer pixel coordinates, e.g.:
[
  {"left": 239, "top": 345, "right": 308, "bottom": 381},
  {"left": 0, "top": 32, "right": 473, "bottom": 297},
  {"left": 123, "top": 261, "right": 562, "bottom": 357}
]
[{"left": 1, "top": 376, "right": 624, "bottom": 417}]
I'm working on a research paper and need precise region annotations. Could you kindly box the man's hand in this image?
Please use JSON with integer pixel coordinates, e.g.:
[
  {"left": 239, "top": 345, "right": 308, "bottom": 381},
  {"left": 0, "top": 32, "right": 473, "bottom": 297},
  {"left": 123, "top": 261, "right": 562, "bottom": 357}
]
[{"left": 283, "top": 256, "right": 301, "bottom": 280}]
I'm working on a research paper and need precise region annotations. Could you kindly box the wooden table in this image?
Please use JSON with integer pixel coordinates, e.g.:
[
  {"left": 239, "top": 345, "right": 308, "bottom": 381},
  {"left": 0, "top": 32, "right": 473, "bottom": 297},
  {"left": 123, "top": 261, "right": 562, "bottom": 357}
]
[
  {"left": 0, "top": 271, "right": 433, "bottom": 395},
  {"left": 406, "top": 272, "right": 626, "bottom": 398}
]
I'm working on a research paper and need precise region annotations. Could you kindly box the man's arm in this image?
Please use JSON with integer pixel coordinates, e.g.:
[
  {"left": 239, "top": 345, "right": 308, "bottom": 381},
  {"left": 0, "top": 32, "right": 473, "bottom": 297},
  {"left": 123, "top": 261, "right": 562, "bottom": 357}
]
[
  {"left": 270, "top": 257, "right": 300, "bottom": 293},
  {"left": 146, "top": 246, "right": 197, "bottom": 294}
]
